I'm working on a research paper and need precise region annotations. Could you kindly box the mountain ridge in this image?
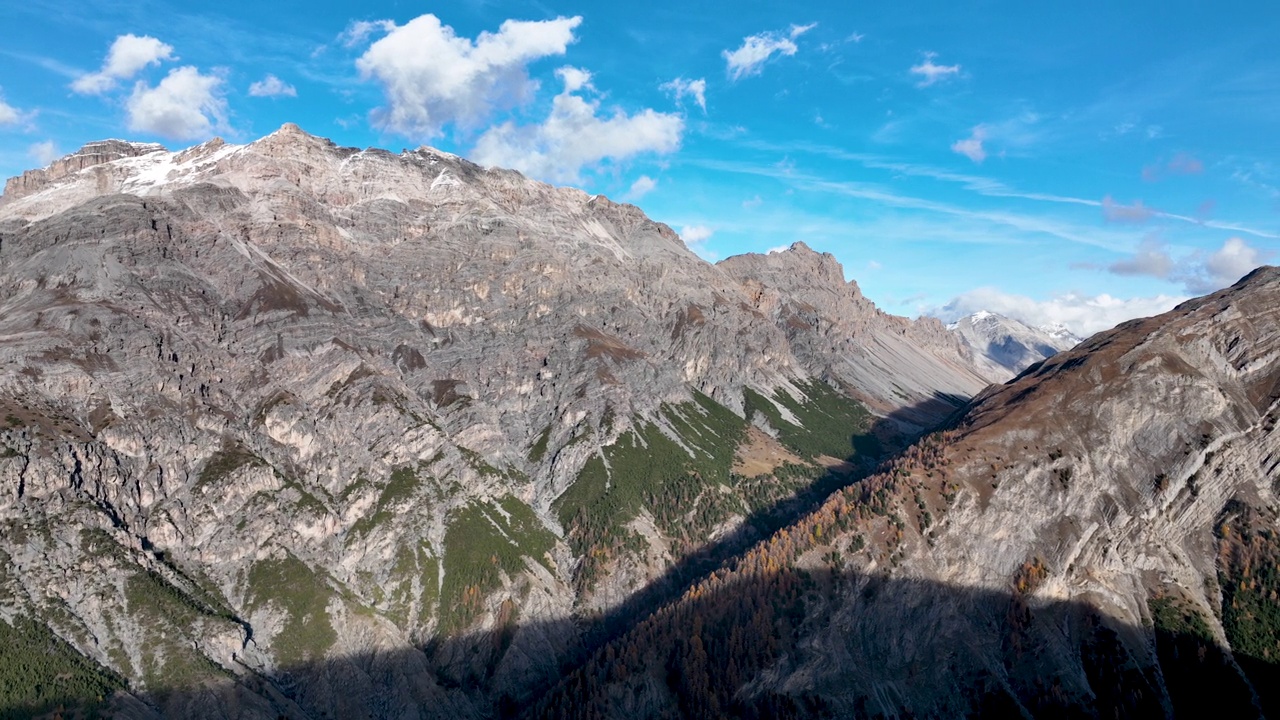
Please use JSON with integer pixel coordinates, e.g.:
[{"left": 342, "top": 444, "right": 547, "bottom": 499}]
[
  {"left": 535, "top": 262, "right": 1280, "bottom": 717},
  {"left": 0, "top": 125, "right": 990, "bottom": 717}
]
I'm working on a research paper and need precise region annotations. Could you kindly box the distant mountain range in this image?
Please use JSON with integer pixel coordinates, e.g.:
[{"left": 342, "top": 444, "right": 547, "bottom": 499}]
[{"left": 948, "top": 310, "right": 1083, "bottom": 382}]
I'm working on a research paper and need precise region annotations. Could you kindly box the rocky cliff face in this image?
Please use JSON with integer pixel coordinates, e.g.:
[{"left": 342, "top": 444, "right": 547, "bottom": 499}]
[
  {"left": 719, "top": 246, "right": 983, "bottom": 426},
  {"left": 948, "top": 310, "right": 1082, "bottom": 383},
  {"left": 538, "top": 267, "right": 1280, "bottom": 718},
  {"left": 0, "top": 126, "right": 989, "bottom": 717}
]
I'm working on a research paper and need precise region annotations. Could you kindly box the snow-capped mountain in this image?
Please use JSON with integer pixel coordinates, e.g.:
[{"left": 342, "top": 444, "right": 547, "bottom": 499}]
[{"left": 948, "top": 310, "right": 1082, "bottom": 383}]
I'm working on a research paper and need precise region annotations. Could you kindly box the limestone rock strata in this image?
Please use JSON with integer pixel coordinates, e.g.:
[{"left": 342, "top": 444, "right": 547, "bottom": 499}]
[{"left": 0, "top": 125, "right": 987, "bottom": 717}]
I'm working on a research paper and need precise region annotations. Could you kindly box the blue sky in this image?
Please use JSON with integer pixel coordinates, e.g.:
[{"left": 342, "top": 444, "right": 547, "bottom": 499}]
[{"left": 1, "top": 0, "right": 1278, "bottom": 334}]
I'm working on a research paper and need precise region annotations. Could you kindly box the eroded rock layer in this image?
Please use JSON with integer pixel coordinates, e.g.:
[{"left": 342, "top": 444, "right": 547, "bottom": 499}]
[{"left": 0, "top": 126, "right": 988, "bottom": 718}]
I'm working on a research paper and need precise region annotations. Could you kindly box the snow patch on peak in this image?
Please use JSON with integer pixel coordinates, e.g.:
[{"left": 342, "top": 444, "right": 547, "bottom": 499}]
[
  {"left": 430, "top": 170, "right": 461, "bottom": 190},
  {"left": 411, "top": 145, "right": 463, "bottom": 164},
  {"left": 115, "top": 140, "right": 244, "bottom": 193},
  {"left": 949, "top": 310, "right": 1081, "bottom": 383},
  {"left": 1038, "top": 322, "right": 1082, "bottom": 343}
]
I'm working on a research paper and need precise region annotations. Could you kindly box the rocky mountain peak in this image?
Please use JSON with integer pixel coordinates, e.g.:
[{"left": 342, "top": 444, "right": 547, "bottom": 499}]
[
  {"left": 718, "top": 241, "right": 856, "bottom": 295},
  {"left": 1, "top": 138, "right": 169, "bottom": 201}
]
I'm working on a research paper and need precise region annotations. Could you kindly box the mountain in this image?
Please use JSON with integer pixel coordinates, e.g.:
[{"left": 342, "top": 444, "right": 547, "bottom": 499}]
[
  {"left": 537, "top": 267, "right": 1280, "bottom": 718},
  {"left": 948, "top": 310, "right": 1082, "bottom": 383},
  {"left": 0, "top": 126, "right": 989, "bottom": 718}
]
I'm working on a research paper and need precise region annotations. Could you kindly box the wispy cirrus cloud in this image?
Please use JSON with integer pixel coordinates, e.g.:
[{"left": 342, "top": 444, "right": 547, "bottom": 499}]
[
  {"left": 338, "top": 19, "right": 396, "bottom": 48},
  {"left": 1142, "top": 152, "right": 1205, "bottom": 181},
  {"left": 951, "top": 126, "right": 987, "bottom": 163},
  {"left": 722, "top": 23, "right": 815, "bottom": 80},
  {"left": 27, "top": 140, "right": 59, "bottom": 165},
  {"left": 1101, "top": 195, "right": 1155, "bottom": 224},
  {"left": 735, "top": 140, "right": 1280, "bottom": 239},
  {"left": 0, "top": 93, "right": 22, "bottom": 125},
  {"left": 661, "top": 77, "right": 707, "bottom": 112},
  {"left": 687, "top": 156, "right": 1132, "bottom": 251},
  {"left": 909, "top": 52, "right": 961, "bottom": 87}
]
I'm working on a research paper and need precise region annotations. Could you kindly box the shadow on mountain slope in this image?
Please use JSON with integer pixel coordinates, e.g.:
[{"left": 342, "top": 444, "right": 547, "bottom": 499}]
[
  {"left": 3, "top": 394, "right": 987, "bottom": 720},
  {"left": 17, "top": 565, "right": 1275, "bottom": 720},
  {"left": 575, "top": 392, "right": 972, "bottom": 652},
  {"left": 417, "top": 392, "right": 975, "bottom": 712}
]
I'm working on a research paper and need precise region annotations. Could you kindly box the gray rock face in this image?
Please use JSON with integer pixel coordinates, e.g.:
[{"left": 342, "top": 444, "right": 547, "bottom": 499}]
[
  {"left": 0, "top": 125, "right": 989, "bottom": 717},
  {"left": 540, "top": 266, "right": 1280, "bottom": 718},
  {"left": 719, "top": 245, "right": 985, "bottom": 428},
  {"left": 2, "top": 139, "right": 169, "bottom": 199},
  {"left": 948, "top": 310, "right": 1081, "bottom": 383}
]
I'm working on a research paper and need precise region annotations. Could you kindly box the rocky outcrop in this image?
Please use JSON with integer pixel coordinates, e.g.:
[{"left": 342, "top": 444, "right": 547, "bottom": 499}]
[
  {"left": 719, "top": 244, "right": 983, "bottom": 426},
  {"left": 1, "top": 139, "right": 169, "bottom": 201},
  {"left": 0, "top": 125, "right": 989, "bottom": 717}
]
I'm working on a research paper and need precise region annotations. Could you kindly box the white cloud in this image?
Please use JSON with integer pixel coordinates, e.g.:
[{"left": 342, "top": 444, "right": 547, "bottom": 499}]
[
  {"left": 933, "top": 287, "right": 1185, "bottom": 337},
  {"left": 1185, "top": 237, "right": 1267, "bottom": 293},
  {"left": 557, "top": 66, "right": 593, "bottom": 93},
  {"left": 680, "top": 225, "right": 714, "bottom": 244},
  {"left": 126, "top": 66, "right": 226, "bottom": 140},
  {"left": 355, "top": 13, "right": 581, "bottom": 138},
  {"left": 1100, "top": 236, "right": 1267, "bottom": 295},
  {"left": 742, "top": 195, "right": 763, "bottom": 209},
  {"left": 27, "top": 140, "right": 59, "bottom": 166},
  {"left": 1205, "top": 237, "right": 1263, "bottom": 283},
  {"left": 790, "top": 23, "right": 818, "bottom": 37},
  {"left": 72, "top": 34, "right": 175, "bottom": 95},
  {"left": 339, "top": 19, "right": 396, "bottom": 48},
  {"left": 766, "top": 245, "right": 791, "bottom": 254},
  {"left": 722, "top": 23, "right": 815, "bottom": 80},
  {"left": 625, "top": 175, "right": 657, "bottom": 200},
  {"left": 661, "top": 77, "right": 707, "bottom": 112},
  {"left": 248, "top": 74, "right": 297, "bottom": 98},
  {"left": 951, "top": 126, "right": 987, "bottom": 163},
  {"left": 0, "top": 95, "right": 19, "bottom": 125},
  {"left": 472, "top": 67, "right": 683, "bottom": 184},
  {"left": 1108, "top": 236, "right": 1172, "bottom": 278},
  {"left": 867, "top": 260, "right": 883, "bottom": 271},
  {"left": 910, "top": 52, "right": 961, "bottom": 87}
]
